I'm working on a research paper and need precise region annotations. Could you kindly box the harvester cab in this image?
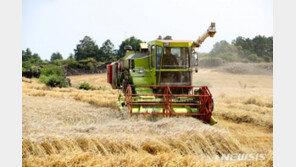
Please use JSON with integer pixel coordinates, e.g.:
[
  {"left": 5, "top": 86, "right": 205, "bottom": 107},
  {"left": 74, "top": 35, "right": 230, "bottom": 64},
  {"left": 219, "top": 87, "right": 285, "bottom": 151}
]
[{"left": 107, "top": 23, "right": 217, "bottom": 125}]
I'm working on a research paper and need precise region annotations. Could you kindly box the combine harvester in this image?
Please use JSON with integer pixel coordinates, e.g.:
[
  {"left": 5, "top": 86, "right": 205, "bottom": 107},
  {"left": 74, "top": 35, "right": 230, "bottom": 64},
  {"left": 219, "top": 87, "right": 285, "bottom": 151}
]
[{"left": 107, "top": 23, "right": 217, "bottom": 125}]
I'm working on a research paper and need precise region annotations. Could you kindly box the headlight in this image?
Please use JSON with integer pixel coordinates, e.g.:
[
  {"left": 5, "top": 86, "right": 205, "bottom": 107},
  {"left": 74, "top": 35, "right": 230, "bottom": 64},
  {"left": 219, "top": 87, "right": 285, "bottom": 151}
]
[
  {"left": 138, "top": 69, "right": 144, "bottom": 73},
  {"left": 138, "top": 68, "right": 144, "bottom": 73}
]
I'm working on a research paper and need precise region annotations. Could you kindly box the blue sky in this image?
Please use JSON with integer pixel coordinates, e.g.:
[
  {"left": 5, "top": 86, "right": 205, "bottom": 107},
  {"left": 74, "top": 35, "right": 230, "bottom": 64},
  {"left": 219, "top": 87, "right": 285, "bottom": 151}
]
[{"left": 23, "top": 0, "right": 273, "bottom": 60}]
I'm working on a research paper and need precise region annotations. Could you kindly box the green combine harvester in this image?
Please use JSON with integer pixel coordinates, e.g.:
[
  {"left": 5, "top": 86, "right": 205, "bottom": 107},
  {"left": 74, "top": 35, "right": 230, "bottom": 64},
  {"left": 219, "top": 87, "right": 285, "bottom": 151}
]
[{"left": 107, "top": 23, "right": 217, "bottom": 125}]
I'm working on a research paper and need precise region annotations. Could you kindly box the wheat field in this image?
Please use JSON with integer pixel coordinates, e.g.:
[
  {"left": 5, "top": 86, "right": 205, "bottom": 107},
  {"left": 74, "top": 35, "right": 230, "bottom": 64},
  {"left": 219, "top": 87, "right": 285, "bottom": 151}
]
[{"left": 22, "top": 66, "right": 273, "bottom": 166}]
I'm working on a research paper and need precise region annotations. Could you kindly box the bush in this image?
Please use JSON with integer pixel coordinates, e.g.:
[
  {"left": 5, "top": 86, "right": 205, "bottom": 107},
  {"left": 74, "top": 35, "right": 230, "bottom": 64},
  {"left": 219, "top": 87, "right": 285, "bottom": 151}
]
[
  {"left": 53, "top": 59, "right": 77, "bottom": 66},
  {"left": 39, "top": 75, "right": 68, "bottom": 88},
  {"left": 79, "top": 82, "right": 96, "bottom": 90},
  {"left": 22, "top": 61, "right": 32, "bottom": 72},
  {"left": 28, "top": 58, "right": 44, "bottom": 65},
  {"left": 40, "top": 65, "right": 64, "bottom": 76},
  {"left": 199, "top": 57, "right": 224, "bottom": 67},
  {"left": 67, "top": 60, "right": 83, "bottom": 69},
  {"left": 39, "top": 65, "right": 68, "bottom": 87},
  {"left": 218, "top": 52, "right": 238, "bottom": 62},
  {"left": 79, "top": 58, "right": 97, "bottom": 64},
  {"left": 22, "top": 60, "right": 44, "bottom": 78},
  {"left": 97, "top": 86, "right": 108, "bottom": 91},
  {"left": 30, "top": 66, "right": 41, "bottom": 73},
  {"left": 87, "top": 62, "right": 94, "bottom": 70},
  {"left": 52, "top": 59, "right": 65, "bottom": 66},
  {"left": 262, "top": 56, "right": 272, "bottom": 62},
  {"left": 96, "top": 62, "right": 104, "bottom": 66},
  {"left": 247, "top": 54, "right": 263, "bottom": 62}
]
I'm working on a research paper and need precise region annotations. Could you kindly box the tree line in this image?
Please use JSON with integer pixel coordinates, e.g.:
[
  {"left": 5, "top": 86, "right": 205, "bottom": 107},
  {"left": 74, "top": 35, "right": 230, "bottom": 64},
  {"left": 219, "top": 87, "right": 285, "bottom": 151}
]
[
  {"left": 22, "top": 34, "right": 273, "bottom": 88},
  {"left": 22, "top": 34, "right": 273, "bottom": 65},
  {"left": 206, "top": 35, "right": 273, "bottom": 62}
]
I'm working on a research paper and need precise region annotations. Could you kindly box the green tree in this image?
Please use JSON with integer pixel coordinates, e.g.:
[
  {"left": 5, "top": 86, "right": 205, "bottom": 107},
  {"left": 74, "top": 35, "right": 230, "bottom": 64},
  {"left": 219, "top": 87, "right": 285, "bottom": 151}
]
[
  {"left": 74, "top": 36, "right": 101, "bottom": 61},
  {"left": 247, "top": 54, "right": 262, "bottom": 62},
  {"left": 265, "top": 36, "right": 273, "bottom": 61},
  {"left": 163, "top": 35, "right": 172, "bottom": 40},
  {"left": 208, "top": 40, "right": 242, "bottom": 62},
  {"left": 50, "top": 52, "right": 63, "bottom": 62},
  {"left": 22, "top": 48, "right": 41, "bottom": 62},
  {"left": 209, "top": 40, "right": 233, "bottom": 56},
  {"left": 100, "top": 39, "right": 116, "bottom": 61},
  {"left": 22, "top": 48, "right": 32, "bottom": 61},
  {"left": 232, "top": 35, "right": 273, "bottom": 62},
  {"left": 117, "top": 36, "right": 143, "bottom": 59},
  {"left": 156, "top": 35, "right": 172, "bottom": 40},
  {"left": 32, "top": 53, "right": 40, "bottom": 59},
  {"left": 157, "top": 35, "right": 162, "bottom": 40},
  {"left": 252, "top": 35, "right": 273, "bottom": 61},
  {"left": 232, "top": 36, "right": 253, "bottom": 51},
  {"left": 67, "top": 53, "right": 74, "bottom": 60}
]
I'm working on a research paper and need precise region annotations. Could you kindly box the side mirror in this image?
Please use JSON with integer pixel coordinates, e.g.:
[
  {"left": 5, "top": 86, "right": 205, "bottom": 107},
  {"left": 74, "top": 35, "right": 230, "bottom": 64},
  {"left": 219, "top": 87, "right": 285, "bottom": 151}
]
[
  {"left": 192, "top": 51, "right": 199, "bottom": 73},
  {"left": 195, "top": 66, "right": 198, "bottom": 73},
  {"left": 195, "top": 52, "right": 199, "bottom": 66}
]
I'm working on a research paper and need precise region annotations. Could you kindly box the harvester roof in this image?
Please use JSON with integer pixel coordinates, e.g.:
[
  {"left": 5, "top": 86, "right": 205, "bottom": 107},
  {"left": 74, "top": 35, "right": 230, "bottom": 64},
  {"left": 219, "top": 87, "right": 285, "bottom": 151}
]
[
  {"left": 157, "top": 40, "right": 192, "bottom": 43},
  {"left": 148, "top": 40, "right": 193, "bottom": 47}
]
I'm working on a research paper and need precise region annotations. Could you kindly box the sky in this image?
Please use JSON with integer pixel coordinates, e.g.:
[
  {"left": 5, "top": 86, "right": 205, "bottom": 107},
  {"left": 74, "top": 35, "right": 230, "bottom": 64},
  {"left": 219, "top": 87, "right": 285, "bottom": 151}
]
[{"left": 23, "top": 0, "right": 273, "bottom": 60}]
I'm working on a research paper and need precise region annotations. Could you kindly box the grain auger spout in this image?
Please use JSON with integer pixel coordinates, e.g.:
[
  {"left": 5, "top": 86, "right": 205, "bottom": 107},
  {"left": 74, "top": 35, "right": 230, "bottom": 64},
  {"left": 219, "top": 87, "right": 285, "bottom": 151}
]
[
  {"left": 193, "top": 22, "right": 216, "bottom": 48},
  {"left": 107, "top": 22, "right": 217, "bottom": 125}
]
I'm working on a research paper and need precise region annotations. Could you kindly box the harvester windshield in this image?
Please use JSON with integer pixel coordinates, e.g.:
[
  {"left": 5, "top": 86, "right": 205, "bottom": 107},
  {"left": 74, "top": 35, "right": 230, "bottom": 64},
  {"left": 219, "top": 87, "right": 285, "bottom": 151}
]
[
  {"left": 162, "top": 47, "right": 189, "bottom": 69},
  {"left": 159, "top": 47, "right": 190, "bottom": 85}
]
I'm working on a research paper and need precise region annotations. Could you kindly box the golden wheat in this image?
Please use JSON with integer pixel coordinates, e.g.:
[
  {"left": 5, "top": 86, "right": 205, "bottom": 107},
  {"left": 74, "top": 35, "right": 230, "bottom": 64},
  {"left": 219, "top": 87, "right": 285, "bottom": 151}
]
[
  {"left": 22, "top": 69, "right": 273, "bottom": 166},
  {"left": 22, "top": 74, "right": 119, "bottom": 108}
]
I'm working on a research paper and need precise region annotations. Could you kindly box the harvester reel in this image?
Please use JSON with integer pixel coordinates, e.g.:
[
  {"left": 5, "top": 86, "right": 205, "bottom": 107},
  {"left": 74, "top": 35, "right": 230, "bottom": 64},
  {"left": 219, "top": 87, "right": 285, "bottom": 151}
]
[{"left": 200, "top": 98, "right": 214, "bottom": 123}]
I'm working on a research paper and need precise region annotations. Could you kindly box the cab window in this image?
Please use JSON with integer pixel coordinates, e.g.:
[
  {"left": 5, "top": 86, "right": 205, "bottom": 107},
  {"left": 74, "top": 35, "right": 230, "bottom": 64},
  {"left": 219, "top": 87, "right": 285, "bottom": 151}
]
[
  {"left": 156, "top": 46, "right": 162, "bottom": 69},
  {"left": 163, "top": 47, "right": 189, "bottom": 69}
]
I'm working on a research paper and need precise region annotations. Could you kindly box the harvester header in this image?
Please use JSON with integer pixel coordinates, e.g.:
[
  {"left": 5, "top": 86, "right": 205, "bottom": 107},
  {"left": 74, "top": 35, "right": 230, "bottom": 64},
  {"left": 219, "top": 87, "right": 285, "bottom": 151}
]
[{"left": 107, "top": 22, "right": 217, "bottom": 125}]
